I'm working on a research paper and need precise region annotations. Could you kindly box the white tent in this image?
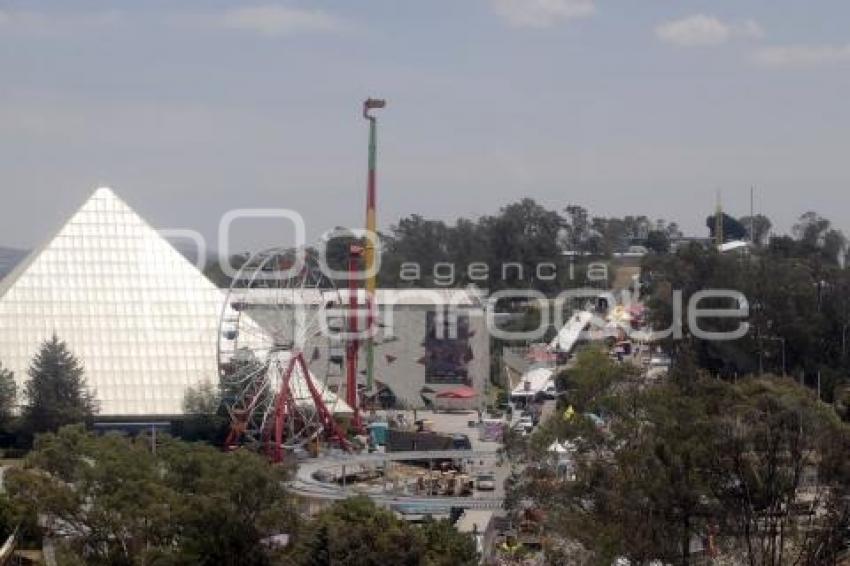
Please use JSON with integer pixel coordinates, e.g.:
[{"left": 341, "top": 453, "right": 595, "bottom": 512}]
[
  {"left": 550, "top": 310, "right": 594, "bottom": 353},
  {"left": 547, "top": 440, "right": 576, "bottom": 454},
  {"left": 511, "top": 367, "right": 554, "bottom": 399}
]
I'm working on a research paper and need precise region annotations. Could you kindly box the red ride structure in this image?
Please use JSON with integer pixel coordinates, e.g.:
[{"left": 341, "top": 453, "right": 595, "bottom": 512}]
[
  {"left": 218, "top": 249, "right": 353, "bottom": 463},
  {"left": 347, "top": 244, "right": 365, "bottom": 433},
  {"left": 219, "top": 100, "right": 386, "bottom": 462}
]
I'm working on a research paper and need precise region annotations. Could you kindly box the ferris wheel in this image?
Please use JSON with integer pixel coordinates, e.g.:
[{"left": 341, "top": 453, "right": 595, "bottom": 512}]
[{"left": 217, "top": 248, "right": 350, "bottom": 461}]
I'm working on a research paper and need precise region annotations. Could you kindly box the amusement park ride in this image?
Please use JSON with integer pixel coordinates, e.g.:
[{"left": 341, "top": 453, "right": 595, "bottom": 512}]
[{"left": 218, "top": 99, "right": 386, "bottom": 463}]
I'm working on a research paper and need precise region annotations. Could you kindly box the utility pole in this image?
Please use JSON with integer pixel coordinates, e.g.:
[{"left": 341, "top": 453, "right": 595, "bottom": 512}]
[
  {"left": 715, "top": 190, "right": 724, "bottom": 247},
  {"left": 363, "top": 98, "right": 386, "bottom": 395},
  {"left": 750, "top": 186, "right": 755, "bottom": 244}
]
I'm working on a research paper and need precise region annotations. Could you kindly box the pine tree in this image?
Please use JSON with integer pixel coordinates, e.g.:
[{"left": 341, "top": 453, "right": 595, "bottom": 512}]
[
  {"left": 22, "top": 334, "right": 96, "bottom": 434},
  {"left": 0, "top": 361, "right": 16, "bottom": 428}
]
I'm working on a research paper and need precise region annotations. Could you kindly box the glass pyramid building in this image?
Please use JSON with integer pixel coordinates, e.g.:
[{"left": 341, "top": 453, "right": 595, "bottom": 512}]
[{"left": 0, "top": 187, "right": 224, "bottom": 416}]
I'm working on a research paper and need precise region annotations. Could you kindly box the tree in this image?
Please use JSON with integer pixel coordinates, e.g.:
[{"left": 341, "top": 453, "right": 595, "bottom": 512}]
[
  {"left": 706, "top": 213, "right": 747, "bottom": 242},
  {"left": 523, "top": 363, "right": 850, "bottom": 565},
  {"left": 530, "top": 351, "right": 714, "bottom": 564},
  {"left": 419, "top": 518, "right": 479, "bottom": 566},
  {"left": 183, "top": 380, "right": 220, "bottom": 415},
  {"left": 794, "top": 211, "right": 832, "bottom": 246},
  {"left": 793, "top": 211, "right": 847, "bottom": 265},
  {"left": 590, "top": 216, "right": 629, "bottom": 255},
  {"left": 163, "top": 441, "right": 297, "bottom": 565},
  {"left": 5, "top": 425, "right": 296, "bottom": 565},
  {"left": 553, "top": 347, "right": 638, "bottom": 413},
  {"left": 6, "top": 425, "right": 177, "bottom": 564},
  {"left": 21, "top": 335, "right": 96, "bottom": 436},
  {"left": 641, "top": 234, "right": 850, "bottom": 395},
  {"left": 0, "top": 361, "right": 15, "bottom": 430},
  {"left": 562, "top": 205, "right": 591, "bottom": 251},
  {"left": 203, "top": 252, "right": 250, "bottom": 289},
  {"left": 480, "top": 199, "right": 564, "bottom": 292},
  {"left": 644, "top": 230, "right": 670, "bottom": 254},
  {"left": 664, "top": 220, "right": 684, "bottom": 240},
  {"left": 381, "top": 214, "right": 452, "bottom": 288},
  {"left": 738, "top": 214, "right": 772, "bottom": 246},
  {"left": 705, "top": 378, "right": 850, "bottom": 565},
  {"left": 286, "top": 496, "right": 477, "bottom": 566},
  {"left": 179, "top": 381, "right": 228, "bottom": 443}
]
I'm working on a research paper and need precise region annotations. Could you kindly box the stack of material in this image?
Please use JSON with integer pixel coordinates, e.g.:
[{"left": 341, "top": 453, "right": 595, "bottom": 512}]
[{"left": 386, "top": 429, "right": 454, "bottom": 452}]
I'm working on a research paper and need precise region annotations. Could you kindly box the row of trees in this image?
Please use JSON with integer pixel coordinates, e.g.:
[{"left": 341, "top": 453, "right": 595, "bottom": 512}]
[
  {"left": 204, "top": 199, "right": 682, "bottom": 291},
  {"left": 518, "top": 349, "right": 850, "bottom": 565},
  {"left": 377, "top": 201, "right": 684, "bottom": 290},
  {"left": 0, "top": 338, "right": 476, "bottom": 564},
  {"left": 3, "top": 425, "right": 477, "bottom": 565},
  {"left": 200, "top": 192, "right": 848, "bottom": 291},
  {"left": 509, "top": 208, "right": 850, "bottom": 562},
  {"left": 642, "top": 213, "right": 850, "bottom": 404},
  {"left": 380, "top": 205, "right": 845, "bottom": 290}
]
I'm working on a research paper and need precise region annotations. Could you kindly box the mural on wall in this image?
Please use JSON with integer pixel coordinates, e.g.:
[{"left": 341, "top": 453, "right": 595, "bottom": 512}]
[{"left": 424, "top": 311, "right": 474, "bottom": 385}]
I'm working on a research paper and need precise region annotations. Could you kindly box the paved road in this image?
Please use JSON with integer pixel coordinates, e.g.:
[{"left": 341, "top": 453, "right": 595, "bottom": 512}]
[
  {"left": 300, "top": 449, "right": 500, "bottom": 465},
  {"left": 288, "top": 449, "right": 505, "bottom": 510}
]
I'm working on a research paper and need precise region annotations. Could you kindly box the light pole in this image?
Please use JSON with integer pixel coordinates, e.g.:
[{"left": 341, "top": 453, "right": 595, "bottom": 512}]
[
  {"left": 767, "top": 336, "right": 786, "bottom": 376},
  {"left": 363, "top": 98, "right": 385, "bottom": 395}
]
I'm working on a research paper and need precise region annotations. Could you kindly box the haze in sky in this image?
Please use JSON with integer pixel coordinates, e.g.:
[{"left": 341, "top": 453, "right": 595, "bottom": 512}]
[{"left": 1, "top": 0, "right": 849, "bottom": 252}]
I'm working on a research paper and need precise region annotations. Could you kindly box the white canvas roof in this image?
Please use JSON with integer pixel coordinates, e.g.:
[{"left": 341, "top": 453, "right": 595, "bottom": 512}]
[
  {"left": 550, "top": 310, "right": 594, "bottom": 353},
  {"left": 511, "top": 366, "right": 554, "bottom": 398}
]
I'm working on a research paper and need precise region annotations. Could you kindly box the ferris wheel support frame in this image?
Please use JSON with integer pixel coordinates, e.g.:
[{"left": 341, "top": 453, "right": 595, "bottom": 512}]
[{"left": 269, "top": 351, "right": 350, "bottom": 463}]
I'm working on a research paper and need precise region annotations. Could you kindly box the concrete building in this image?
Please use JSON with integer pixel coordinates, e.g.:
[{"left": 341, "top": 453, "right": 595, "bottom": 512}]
[{"left": 234, "top": 287, "right": 490, "bottom": 409}]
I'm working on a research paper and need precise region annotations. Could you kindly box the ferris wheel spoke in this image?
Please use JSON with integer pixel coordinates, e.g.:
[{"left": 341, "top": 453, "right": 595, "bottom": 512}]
[{"left": 235, "top": 317, "right": 278, "bottom": 343}]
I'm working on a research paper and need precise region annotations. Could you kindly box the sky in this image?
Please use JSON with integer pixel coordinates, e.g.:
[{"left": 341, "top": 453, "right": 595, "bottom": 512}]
[{"left": 1, "top": 0, "right": 849, "bottom": 253}]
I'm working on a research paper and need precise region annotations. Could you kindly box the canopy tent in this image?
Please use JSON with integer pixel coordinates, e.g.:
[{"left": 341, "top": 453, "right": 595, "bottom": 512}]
[
  {"left": 435, "top": 385, "right": 477, "bottom": 399},
  {"left": 548, "top": 440, "right": 577, "bottom": 480},
  {"left": 547, "top": 440, "right": 576, "bottom": 454},
  {"left": 434, "top": 385, "right": 478, "bottom": 411},
  {"left": 511, "top": 367, "right": 554, "bottom": 399}
]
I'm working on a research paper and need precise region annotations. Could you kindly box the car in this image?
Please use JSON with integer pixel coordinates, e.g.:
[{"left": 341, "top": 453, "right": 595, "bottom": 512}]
[
  {"left": 511, "top": 423, "right": 530, "bottom": 437},
  {"left": 514, "top": 416, "right": 534, "bottom": 434},
  {"left": 475, "top": 472, "right": 496, "bottom": 491}
]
